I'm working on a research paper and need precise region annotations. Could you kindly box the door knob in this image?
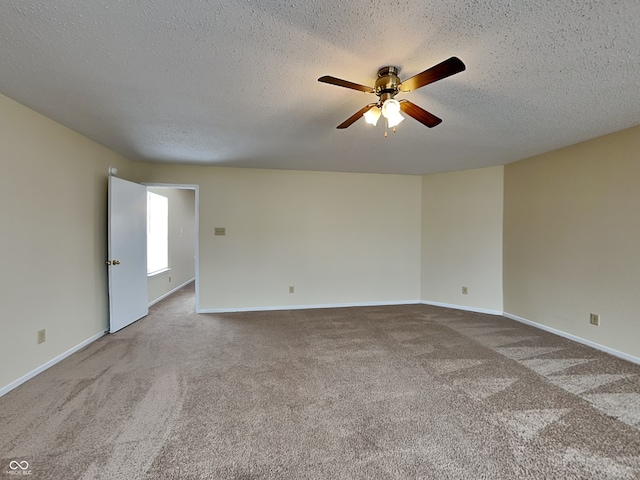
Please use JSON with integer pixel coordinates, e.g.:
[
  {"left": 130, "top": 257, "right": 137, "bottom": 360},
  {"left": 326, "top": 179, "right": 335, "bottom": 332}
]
[{"left": 113, "top": 260, "right": 121, "bottom": 265}]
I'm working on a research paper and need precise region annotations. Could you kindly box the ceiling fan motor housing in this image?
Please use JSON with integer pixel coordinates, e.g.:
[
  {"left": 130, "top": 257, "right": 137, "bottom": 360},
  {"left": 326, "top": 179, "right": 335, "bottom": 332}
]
[{"left": 375, "top": 66, "right": 401, "bottom": 102}]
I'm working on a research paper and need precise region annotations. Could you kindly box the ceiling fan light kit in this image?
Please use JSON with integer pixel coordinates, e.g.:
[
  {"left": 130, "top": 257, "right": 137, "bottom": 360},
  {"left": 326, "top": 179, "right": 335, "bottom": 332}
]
[{"left": 318, "top": 57, "right": 466, "bottom": 133}]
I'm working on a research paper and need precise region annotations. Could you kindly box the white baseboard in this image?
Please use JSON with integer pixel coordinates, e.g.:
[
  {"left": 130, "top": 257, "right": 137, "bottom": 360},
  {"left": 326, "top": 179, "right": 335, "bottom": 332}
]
[
  {"left": 149, "top": 277, "right": 195, "bottom": 307},
  {"left": 421, "top": 300, "right": 502, "bottom": 316},
  {"left": 503, "top": 312, "right": 640, "bottom": 366},
  {"left": 0, "top": 330, "right": 107, "bottom": 397},
  {"left": 198, "top": 299, "right": 422, "bottom": 314}
]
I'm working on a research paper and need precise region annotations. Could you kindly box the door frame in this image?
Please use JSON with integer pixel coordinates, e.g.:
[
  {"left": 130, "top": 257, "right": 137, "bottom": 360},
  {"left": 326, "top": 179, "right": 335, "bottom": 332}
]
[{"left": 143, "top": 183, "right": 200, "bottom": 313}]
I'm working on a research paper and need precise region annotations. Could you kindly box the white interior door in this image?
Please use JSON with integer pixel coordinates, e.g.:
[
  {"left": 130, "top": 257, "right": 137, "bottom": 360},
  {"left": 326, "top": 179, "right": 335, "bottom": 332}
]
[{"left": 108, "top": 176, "right": 149, "bottom": 333}]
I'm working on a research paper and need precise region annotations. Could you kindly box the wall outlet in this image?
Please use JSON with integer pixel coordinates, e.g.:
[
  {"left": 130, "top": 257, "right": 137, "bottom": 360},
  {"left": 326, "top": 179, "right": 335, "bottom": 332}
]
[
  {"left": 289, "top": 286, "right": 295, "bottom": 294},
  {"left": 37, "top": 329, "right": 46, "bottom": 344},
  {"left": 214, "top": 227, "right": 226, "bottom": 236},
  {"left": 169, "top": 276, "right": 172, "bottom": 283},
  {"left": 462, "top": 286, "right": 468, "bottom": 295},
  {"left": 590, "top": 313, "right": 600, "bottom": 326}
]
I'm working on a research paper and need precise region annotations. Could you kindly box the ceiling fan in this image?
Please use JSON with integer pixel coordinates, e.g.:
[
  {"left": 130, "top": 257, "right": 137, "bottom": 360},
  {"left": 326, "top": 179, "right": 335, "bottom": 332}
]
[{"left": 318, "top": 57, "right": 465, "bottom": 131}]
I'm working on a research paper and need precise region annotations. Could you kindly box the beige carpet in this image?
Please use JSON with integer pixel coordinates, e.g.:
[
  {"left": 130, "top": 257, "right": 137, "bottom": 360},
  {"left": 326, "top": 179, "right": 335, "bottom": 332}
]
[{"left": 2, "top": 283, "right": 640, "bottom": 479}]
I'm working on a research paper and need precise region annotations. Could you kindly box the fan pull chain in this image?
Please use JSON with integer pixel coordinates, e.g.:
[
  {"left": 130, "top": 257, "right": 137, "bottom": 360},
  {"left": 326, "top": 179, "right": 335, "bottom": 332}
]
[{"left": 383, "top": 121, "right": 397, "bottom": 138}]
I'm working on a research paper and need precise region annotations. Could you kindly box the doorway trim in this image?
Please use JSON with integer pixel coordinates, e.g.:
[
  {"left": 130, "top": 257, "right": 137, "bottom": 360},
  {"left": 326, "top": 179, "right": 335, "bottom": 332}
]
[{"left": 143, "top": 183, "right": 200, "bottom": 312}]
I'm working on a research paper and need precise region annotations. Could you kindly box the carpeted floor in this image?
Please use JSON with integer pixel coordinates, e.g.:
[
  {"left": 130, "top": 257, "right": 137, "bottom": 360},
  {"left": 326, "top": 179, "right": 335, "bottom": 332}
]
[{"left": 1, "top": 283, "right": 640, "bottom": 479}]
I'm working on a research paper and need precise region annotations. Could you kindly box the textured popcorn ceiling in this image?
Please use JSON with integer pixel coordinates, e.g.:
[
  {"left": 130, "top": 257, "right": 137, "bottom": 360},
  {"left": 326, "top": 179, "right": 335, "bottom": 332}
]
[{"left": 1, "top": 0, "right": 639, "bottom": 174}]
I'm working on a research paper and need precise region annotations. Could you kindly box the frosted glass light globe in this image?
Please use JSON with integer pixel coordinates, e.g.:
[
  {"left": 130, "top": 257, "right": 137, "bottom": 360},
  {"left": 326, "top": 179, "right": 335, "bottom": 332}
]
[
  {"left": 363, "top": 106, "right": 381, "bottom": 126},
  {"left": 386, "top": 112, "right": 405, "bottom": 128},
  {"left": 381, "top": 98, "right": 401, "bottom": 117}
]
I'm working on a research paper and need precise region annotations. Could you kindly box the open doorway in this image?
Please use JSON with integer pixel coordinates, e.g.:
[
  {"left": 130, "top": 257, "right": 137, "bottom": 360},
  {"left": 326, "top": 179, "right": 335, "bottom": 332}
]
[{"left": 144, "top": 183, "right": 199, "bottom": 312}]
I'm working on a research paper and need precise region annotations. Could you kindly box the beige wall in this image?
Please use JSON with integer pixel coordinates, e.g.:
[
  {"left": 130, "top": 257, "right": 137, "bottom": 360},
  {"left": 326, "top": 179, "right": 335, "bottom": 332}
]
[
  {"left": 135, "top": 163, "right": 422, "bottom": 310},
  {"left": 0, "top": 93, "right": 133, "bottom": 390},
  {"left": 504, "top": 125, "right": 640, "bottom": 358},
  {"left": 421, "top": 166, "right": 504, "bottom": 312},
  {"left": 147, "top": 188, "right": 196, "bottom": 305}
]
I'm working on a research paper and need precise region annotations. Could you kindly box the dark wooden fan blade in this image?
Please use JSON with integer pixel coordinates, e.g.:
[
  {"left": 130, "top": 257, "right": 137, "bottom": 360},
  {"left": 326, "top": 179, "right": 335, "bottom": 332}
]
[
  {"left": 318, "top": 76, "right": 375, "bottom": 93},
  {"left": 399, "top": 57, "right": 465, "bottom": 92},
  {"left": 399, "top": 100, "right": 442, "bottom": 128},
  {"left": 337, "top": 103, "right": 378, "bottom": 129}
]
